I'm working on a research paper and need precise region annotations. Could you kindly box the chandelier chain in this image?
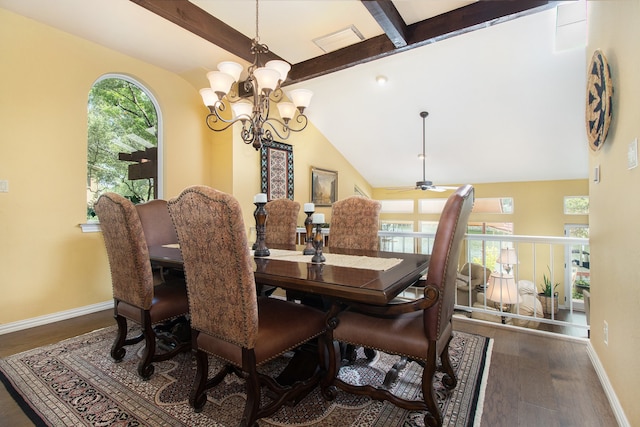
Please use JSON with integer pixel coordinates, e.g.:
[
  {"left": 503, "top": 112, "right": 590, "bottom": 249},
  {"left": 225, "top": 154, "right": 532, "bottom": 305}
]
[{"left": 255, "top": 0, "right": 260, "bottom": 42}]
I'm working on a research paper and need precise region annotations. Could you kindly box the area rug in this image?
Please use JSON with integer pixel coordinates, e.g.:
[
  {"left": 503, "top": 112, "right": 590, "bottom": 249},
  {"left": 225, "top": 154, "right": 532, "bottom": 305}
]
[{"left": 0, "top": 326, "right": 492, "bottom": 427}]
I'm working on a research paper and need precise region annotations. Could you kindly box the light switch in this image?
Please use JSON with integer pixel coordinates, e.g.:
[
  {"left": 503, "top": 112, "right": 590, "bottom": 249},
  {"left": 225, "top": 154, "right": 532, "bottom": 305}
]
[
  {"left": 0, "top": 180, "right": 8, "bottom": 192},
  {"left": 593, "top": 165, "right": 600, "bottom": 183},
  {"left": 628, "top": 138, "right": 638, "bottom": 169}
]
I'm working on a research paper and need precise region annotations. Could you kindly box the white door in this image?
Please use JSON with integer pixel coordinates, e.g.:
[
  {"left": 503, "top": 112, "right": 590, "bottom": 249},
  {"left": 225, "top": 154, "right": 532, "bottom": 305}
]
[{"left": 564, "top": 224, "right": 589, "bottom": 311}]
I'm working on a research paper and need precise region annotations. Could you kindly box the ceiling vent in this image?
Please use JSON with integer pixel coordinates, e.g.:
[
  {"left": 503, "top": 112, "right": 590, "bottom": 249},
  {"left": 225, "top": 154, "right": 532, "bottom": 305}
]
[{"left": 313, "top": 25, "right": 365, "bottom": 53}]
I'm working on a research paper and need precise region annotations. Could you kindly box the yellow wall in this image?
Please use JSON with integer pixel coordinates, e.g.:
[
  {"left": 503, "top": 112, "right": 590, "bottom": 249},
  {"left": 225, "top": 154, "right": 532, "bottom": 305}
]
[
  {"left": 587, "top": 1, "right": 640, "bottom": 424},
  {"left": 0, "top": 7, "right": 370, "bottom": 325},
  {"left": 374, "top": 180, "right": 588, "bottom": 236}
]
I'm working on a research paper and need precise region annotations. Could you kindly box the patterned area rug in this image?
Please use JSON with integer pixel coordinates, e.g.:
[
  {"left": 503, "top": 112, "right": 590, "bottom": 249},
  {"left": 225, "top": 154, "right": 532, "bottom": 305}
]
[{"left": 0, "top": 326, "right": 492, "bottom": 427}]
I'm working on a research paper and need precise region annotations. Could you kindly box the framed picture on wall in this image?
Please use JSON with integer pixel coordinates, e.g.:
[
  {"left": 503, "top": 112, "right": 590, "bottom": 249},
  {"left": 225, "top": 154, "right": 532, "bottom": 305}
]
[
  {"left": 311, "top": 167, "right": 337, "bottom": 206},
  {"left": 260, "top": 142, "right": 294, "bottom": 200}
]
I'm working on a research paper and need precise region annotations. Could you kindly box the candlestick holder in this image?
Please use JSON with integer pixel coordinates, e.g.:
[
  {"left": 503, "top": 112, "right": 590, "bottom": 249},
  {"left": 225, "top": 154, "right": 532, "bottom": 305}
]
[
  {"left": 303, "top": 210, "right": 315, "bottom": 255},
  {"left": 253, "top": 201, "right": 270, "bottom": 257},
  {"left": 311, "top": 223, "right": 325, "bottom": 264},
  {"left": 251, "top": 203, "right": 260, "bottom": 250}
]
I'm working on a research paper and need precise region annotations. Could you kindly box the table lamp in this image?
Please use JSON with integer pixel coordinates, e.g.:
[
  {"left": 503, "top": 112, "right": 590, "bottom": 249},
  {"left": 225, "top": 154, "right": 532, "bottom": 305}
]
[
  {"left": 497, "top": 247, "right": 519, "bottom": 275},
  {"left": 485, "top": 272, "right": 521, "bottom": 323}
]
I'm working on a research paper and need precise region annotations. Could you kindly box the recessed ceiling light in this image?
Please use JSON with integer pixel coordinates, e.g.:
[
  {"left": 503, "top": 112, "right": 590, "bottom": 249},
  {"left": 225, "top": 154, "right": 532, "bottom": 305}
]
[{"left": 376, "top": 75, "right": 388, "bottom": 86}]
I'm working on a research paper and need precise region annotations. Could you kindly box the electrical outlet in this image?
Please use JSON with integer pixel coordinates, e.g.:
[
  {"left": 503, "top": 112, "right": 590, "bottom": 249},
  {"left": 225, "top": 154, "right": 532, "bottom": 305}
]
[
  {"left": 0, "top": 180, "right": 8, "bottom": 193},
  {"left": 603, "top": 320, "right": 608, "bottom": 346}
]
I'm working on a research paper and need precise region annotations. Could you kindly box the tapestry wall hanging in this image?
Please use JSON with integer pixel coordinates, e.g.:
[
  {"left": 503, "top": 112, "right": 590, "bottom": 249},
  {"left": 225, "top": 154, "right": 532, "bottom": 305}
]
[{"left": 261, "top": 142, "right": 294, "bottom": 200}]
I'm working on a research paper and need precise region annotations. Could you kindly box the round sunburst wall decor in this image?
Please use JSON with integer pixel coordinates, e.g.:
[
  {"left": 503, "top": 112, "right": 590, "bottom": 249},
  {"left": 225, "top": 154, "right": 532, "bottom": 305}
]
[{"left": 585, "top": 49, "right": 613, "bottom": 152}]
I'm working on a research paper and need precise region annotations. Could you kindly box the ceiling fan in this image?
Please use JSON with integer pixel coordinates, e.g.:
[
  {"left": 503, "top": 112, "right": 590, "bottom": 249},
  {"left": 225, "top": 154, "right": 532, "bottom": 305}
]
[{"left": 411, "top": 111, "right": 456, "bottom": 192}]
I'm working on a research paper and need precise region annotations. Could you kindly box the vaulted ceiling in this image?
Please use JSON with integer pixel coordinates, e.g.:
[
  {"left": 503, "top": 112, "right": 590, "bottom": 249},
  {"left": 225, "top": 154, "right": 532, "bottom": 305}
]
[{"left": 0, "top": 0, "right": 588, "bottom": 189}]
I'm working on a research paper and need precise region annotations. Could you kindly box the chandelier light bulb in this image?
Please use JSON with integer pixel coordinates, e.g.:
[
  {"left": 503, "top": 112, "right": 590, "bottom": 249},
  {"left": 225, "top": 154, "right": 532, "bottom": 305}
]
[{"left": 418, "top": 153, "right": 425, "bottom": 160}]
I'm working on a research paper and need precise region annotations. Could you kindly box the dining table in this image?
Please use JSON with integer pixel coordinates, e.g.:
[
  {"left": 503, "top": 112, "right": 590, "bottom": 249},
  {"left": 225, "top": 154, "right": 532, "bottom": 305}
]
[
  {"left": 148, "top": 244, "right": 430, "bottom": 387},
  {"left": 148, "top": 244, "right": 430, "bottom": 306}
]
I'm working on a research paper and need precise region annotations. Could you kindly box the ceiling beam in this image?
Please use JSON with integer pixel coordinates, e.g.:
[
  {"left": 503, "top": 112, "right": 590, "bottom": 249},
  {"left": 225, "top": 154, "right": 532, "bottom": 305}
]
[
  {"left": 287, "top": 1, "right": 555, "bottom": 84},
  {"left": 128, "top": 0, "right": 281, "bottom": 63},
  {"left": 361, "top": 0, "right": 408, "bottom": 48},
  {"left": 131, "top": 0, "right": 555, "bottom": 85}
]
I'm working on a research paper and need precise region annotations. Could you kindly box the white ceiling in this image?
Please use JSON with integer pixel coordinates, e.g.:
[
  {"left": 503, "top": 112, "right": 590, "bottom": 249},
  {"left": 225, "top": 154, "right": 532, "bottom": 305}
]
[{"left": 0, "top": 0, "right": 588, "bottom": 189}]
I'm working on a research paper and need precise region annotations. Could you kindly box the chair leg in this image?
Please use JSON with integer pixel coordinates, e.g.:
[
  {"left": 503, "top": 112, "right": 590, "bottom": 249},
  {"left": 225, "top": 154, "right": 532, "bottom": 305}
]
[
  {"left": 190, "top": 350, "right": 210, "bottom": 412},
  {"left": 241, "top": 349, "right": 261, "bottom": 427},
  {"left": 320, "top": 338, "right": 340, "bottom": 401},
  {"left": 137, "top": 311, "right": 156, "bottom": 380},
  {"left": 440, "top": 336, "right": 457, "bottom": 390},
  {"left": 111, "top": 313, "right": 128, "bottom": 361},
  {"left": 421, "top": 345, "right": 442, "bottom": 427}
]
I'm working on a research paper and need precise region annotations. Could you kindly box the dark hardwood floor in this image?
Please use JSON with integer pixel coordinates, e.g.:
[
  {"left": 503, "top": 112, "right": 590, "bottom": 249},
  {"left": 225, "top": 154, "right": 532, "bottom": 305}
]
[{"left": 0, "top": 311, "right": 616, "bottom": 427}]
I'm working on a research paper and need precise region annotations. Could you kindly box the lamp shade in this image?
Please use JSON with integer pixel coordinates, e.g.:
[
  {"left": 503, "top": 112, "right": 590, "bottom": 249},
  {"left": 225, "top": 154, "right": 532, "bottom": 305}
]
[
  {"left": 231, "top": 100, "right": 253, "bottom": 119},
  {"left": 277, "top": 102, "right": 297, "bottom": 121},
  {"left": 485, "top": 272, "right": 521, "bottom": 305},
  {"left": 217, "top": 61, "right": 243, "bottom": 82},
  {"left": 206, "top": 71, "right": 235, "bottom": 96},
  {"left": 265, "top": 60, "right": 291, "bottom": 82},
  {"left": 253, "top": 67, "right": 280, "bottom": 92},
  {"left": 498, "top": 248, "right": 519, "bottom": 265},
  {"left": 199, "top": 88, "right": 218, "bottom": 107},
  {"left": 288, "top": 89, "right": 313, "bottom": 109}
]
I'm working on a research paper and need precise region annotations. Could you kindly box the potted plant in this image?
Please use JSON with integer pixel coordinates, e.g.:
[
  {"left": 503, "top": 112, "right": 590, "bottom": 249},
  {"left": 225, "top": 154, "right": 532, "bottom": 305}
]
[{"left": 539, "top": 268, "right": 559, "bottom": 315}]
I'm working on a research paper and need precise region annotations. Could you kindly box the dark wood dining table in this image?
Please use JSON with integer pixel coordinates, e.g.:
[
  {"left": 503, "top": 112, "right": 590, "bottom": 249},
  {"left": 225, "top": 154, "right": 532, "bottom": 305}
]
[
  {"left": 149, "top": 244, "right": 430, "bottom": 386},
  {"left": 148, "top": 245, "right": 430, "bottom": 306}
]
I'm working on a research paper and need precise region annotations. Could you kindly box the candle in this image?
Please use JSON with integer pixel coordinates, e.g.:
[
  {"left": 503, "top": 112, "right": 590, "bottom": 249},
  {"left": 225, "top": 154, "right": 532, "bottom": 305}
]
[
  {"left": 254, "top": 193, "right": 267, "bottom": 204},
  {"left": 312, "top": 213, "right": 325, "bottom": 224},
  {"left": 304, "top": 203, "right": 315, "bottom": 212}
]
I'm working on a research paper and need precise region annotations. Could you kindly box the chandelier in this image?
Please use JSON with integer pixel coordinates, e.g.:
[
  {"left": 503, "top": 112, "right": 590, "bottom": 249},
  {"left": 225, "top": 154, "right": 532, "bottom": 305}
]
[{"left": 199, "top": 0, "right": 313, "bottom": 151}]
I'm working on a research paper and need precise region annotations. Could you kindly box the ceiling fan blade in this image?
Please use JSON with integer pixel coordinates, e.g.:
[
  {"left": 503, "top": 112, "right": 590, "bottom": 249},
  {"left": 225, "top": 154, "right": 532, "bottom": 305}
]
[{"left": 429, "top": 185, "right": 458, "bottom": 192}]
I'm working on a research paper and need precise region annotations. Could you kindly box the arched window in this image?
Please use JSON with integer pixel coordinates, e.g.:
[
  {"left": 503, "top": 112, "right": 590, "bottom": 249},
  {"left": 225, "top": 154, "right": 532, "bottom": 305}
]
[{"left": 86, "top": 75, "right": 162, "bottom": 220}]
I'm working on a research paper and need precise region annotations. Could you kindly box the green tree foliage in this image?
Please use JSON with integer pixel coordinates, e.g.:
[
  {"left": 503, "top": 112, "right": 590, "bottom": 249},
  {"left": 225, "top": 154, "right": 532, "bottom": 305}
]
[
  {"left": 87, "top": 78, "right": 158, "bottom": 219},
  {"left": 565, "top": 196, "right": 589, "bottom": 215}
]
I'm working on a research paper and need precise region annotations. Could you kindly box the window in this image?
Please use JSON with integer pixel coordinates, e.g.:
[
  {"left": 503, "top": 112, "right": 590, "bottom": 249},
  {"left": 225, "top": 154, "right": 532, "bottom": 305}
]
[
  {"left": 467, "top": 222, "right": 514, "bottom": 269},
  {"left": 86, "top": 75, "right": 161, "bottom": 220},
  {"left": 419, "top": 198, "right": 447, "bottom": 214},
  {"left": 419, "top": 221, "right": 439, "bottom": 254},
  {"left": 379, "top": 199, "right": 414, "bottom": 214},
  {"left": 472, "top": 197, "right": 514, "bottom": 214},
  {"left": 380, "top": 221, "right": 414, "bottom": 253},
  {"left": 564, "top": 196, "right": 589, "bottom": 215},
  {"left": 421, "top": 197, "right": 513, "bottom": 214}
]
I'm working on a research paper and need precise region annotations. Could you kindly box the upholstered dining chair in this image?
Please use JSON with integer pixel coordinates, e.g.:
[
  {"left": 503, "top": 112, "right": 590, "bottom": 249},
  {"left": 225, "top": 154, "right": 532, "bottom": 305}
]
[
  {"left": 167, "top": 185, "right": 328, "bottom": 426},
  {"left": 323, "top": 185, "right": 474, "bottom": 427},
  {"left": 94, "top": 193, "right": 190, "bottom": 380},
  {"left": 329, "top": 195, "right": 381, "bottom": 361},
  {"left": 135, "top": 199, "right": 180, "bottom": 285},
  {"left": 329, "top": 195, "right": 381, "bottom": 251},
  {"left": 264, "top": 198, "right": 300, "bottom": 248}
]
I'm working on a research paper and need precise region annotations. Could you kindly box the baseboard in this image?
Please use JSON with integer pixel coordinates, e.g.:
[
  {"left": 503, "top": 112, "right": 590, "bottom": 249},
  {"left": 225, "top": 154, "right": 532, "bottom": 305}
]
[
  {"left": 453, "top": 315, "right": 589, "bottom": 344},
  {"left": 0, "top": 301, "right": 113, "bottom": 335},
  {"left": 587, "top": 342, "right": 630, "bottom": 427}
]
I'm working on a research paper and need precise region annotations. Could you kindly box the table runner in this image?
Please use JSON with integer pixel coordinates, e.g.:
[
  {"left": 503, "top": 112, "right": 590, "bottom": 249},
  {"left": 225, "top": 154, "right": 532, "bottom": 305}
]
[
  {"left": 261, "top": 249, "right": 402, "bottom": 271},
  {"left": 161, "top": 245, "right": 403, "bottom": 271}
]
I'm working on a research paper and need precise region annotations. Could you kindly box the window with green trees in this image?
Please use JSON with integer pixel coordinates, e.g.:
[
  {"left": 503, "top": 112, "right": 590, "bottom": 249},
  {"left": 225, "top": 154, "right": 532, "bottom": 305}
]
[{"left": 86, "top": 76, "right": 160, "bottom": 220}]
